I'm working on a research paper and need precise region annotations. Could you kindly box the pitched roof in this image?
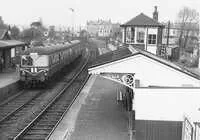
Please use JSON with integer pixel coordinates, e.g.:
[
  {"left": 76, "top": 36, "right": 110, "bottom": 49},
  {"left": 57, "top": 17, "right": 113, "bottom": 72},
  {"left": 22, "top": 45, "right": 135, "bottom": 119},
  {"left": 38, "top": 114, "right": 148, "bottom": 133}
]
[
  {"left": 0, "top": 29, "right": 7, "bottom": 39},
  {"left": 89, "top": 47, "right": 133, "bottom": 67},
  {"left": 89, "top": 46, "right": 200, "bottom": 80},
  {"left": 121, "top": 13, "right": 164, "bottom": 27}
]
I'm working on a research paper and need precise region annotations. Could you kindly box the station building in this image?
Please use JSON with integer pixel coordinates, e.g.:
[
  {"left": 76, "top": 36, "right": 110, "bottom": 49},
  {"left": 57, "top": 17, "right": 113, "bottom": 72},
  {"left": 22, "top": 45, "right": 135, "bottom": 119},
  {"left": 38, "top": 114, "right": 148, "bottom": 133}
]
[
  {"left": 0, "top": 29, "right": 26, "bottom": 71},
  {"left": 88, "top": 45, "right": 200, "bottom": 140}
]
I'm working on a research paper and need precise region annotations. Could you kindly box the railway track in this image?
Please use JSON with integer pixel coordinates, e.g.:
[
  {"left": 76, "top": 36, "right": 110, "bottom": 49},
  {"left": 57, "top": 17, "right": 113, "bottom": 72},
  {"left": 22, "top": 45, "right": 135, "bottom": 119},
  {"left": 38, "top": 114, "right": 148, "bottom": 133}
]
[
  {"left": 13, "top": 53, "right": 90, "bottom": 140},
  {"left": 0, "top": 90, "right": 44, "bottom": 124},
  {"left": 0, "top": 55, "right": 88, "bottom": 139}
]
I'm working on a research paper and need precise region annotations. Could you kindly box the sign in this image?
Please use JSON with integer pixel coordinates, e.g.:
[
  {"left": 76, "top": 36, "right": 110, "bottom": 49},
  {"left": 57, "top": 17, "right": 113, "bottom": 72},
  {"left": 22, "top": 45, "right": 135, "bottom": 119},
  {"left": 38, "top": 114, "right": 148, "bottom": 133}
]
[
  {"left": 100, "top": 72, "right": 135, "bottom": 88},
  {"left": 11, "top": 48, "right": 15, "bottom": 58}
]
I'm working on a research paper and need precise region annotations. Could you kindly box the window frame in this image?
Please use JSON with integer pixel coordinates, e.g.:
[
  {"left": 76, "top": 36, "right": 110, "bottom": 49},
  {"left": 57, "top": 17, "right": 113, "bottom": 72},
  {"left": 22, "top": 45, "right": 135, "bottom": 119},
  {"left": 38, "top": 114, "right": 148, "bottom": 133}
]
[
  {"left": 137, "top": 31, "right": 145, "bottom": 43},
  {"left": 148, "top": 34, "right": 157, "bottom": 45}
]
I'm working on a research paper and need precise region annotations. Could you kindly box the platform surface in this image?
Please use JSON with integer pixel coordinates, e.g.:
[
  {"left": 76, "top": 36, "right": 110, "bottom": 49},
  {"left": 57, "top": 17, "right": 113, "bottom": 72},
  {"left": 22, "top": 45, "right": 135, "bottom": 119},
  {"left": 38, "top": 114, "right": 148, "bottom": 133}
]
[
  {"left": 49, "top": 75, "right": 129, "bottom": 140},
  {"left": 0, "top": 70, "right": 19, "bottom": 89}
]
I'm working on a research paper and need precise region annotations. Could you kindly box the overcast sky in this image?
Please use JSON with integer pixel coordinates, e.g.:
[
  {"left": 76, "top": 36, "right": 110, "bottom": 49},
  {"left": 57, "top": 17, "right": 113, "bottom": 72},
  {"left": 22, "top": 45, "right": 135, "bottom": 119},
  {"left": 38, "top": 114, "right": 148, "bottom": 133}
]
[{"left": 0, "top": 0, "right": 199, "bottom": 28}]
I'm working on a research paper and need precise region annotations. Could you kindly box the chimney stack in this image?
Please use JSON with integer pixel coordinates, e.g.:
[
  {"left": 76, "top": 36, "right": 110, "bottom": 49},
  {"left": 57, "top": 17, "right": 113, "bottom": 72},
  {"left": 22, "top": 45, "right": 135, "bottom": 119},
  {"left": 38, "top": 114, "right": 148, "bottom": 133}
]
[{"left": 153, "top": 6, "right": 158, "bottom": 21}]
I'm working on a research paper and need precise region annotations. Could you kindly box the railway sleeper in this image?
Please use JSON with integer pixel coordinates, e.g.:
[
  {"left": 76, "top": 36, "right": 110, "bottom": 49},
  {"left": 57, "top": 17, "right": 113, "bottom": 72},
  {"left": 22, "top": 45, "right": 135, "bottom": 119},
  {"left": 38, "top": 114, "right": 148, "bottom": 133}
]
[
  {"left": 31, "top": 125, "right": 54, "bottom": 129},
  {"left": 26, "top": 129, "right": 51, "bottom": 134},
  {"left": 21, "top": 134, "right": 48, "bottom": 140},
  {"left": 37, "top": 120, "right": 58, "bottom": 124},
  {"left": 44, "top": 111, "right": 65, "bottom": 115},
  {"left": 40, "top": 117, "right": 61, "bottom": 121},
  {"left": 44, "top": 111, "right": 64, "bottom": 114},
  {"left": 33, "top": 124, "right": 55, "bottom": 127},
  {"left": 48, "top": 107, "right": 68, "bottom": 112},
  {"left": 42, "top": 114, "right": 62, "bottom": 117}
]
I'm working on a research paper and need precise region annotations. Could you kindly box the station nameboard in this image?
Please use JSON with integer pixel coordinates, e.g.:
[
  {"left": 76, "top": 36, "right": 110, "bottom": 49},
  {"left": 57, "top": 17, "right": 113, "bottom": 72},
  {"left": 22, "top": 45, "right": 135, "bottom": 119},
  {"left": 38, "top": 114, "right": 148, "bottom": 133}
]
[{"left": 100, "top": 72, "right": 135, "bottom": 89}]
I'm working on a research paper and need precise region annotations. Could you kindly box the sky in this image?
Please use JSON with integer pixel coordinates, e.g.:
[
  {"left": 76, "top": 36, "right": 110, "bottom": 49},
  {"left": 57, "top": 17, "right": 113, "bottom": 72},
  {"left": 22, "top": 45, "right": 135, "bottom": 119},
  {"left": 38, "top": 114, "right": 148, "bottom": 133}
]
[{"left": 0, "top": 0, "right": 199, "bottom": 29}]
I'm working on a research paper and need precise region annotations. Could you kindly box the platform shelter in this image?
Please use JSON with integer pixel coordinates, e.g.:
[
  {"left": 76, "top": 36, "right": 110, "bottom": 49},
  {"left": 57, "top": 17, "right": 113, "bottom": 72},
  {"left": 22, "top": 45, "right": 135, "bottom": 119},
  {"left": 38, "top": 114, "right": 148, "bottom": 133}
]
[
  {"left": 88, "top": 45, "right": 200, "bottom": 140},
  {"left": 0, "top": 29, "right": 26, "bottom": 71}
]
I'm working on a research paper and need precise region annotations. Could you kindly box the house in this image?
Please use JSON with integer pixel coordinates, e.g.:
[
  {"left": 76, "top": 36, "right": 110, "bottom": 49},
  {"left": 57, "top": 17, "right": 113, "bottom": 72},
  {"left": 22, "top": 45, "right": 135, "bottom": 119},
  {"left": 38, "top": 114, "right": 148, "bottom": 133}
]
[
  {"left": 87, "top": 19, "right": 120, "bottom": 37},
  {"left": 0, "top": 29, "right": 11, "bottom": 40},
  {"left": 120, "top": 6, "right": 164, "bottom": 55}
]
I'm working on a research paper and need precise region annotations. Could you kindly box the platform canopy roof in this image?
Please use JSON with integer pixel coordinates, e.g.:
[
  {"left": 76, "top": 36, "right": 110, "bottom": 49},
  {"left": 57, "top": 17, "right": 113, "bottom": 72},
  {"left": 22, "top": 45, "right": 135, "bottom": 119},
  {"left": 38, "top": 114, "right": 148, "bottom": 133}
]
[
  {"left": 89, "top": 46, "right": 200, "bottom": 81},
  {"left": 120, "top": 13, "right": 164, "bottom": 27},
  {"left": 0, "top": 40, "right": 26, "bottom": 49}
]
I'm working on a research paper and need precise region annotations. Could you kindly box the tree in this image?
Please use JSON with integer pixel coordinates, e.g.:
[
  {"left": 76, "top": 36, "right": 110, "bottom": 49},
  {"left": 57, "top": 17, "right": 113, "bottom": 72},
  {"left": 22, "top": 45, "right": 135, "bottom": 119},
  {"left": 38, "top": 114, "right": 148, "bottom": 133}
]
[
  {"left": 0, "top": 16, "right": 7, "bottom": 29},
  {"left": 48, "top": 25, "right": 56, "bottom": 40},
  {"left": 176, "top": 7, "right": 199, "bottom": 56},
  {"left": 10, "top": 25, "right": 20, "bottom": 39},
  {"left": 21, "top": 27, "right": 43, "bottom": 43}
]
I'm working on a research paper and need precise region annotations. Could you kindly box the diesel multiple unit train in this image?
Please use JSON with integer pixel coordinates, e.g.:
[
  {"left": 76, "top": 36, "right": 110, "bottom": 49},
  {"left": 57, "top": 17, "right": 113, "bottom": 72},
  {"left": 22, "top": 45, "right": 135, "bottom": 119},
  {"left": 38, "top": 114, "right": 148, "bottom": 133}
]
[{"left": 19, "top": 40, "right": 83, "bottom": 85}]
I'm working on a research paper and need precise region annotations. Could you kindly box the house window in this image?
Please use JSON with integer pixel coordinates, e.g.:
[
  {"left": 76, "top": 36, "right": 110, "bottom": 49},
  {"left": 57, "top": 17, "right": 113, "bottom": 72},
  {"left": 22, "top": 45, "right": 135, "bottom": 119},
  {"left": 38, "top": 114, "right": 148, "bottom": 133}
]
[
  {"left": 137, "top": 32, "right": 144, "bottom": 43},
  {"left": 131, "top": 28, "right": 135, "bottom": 42},
  {"left": 126, "top": 27, "right": 134, "bottom": 43},
  {"left": 148, "top": 34, "right": 156, "bottom": 44}
]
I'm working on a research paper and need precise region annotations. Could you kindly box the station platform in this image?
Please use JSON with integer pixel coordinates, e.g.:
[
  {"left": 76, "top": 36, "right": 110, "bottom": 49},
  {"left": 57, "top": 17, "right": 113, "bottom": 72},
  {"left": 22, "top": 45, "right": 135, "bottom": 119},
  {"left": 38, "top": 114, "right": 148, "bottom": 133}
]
[
  {"left": 0, "top": 69, "right": 20, "bottom": 103},
  {"left": 49, "top": 75, "right": 130, "bottom": 140},
  {"left": 0, "top": 69, "right": 19, "bottom": 89}
]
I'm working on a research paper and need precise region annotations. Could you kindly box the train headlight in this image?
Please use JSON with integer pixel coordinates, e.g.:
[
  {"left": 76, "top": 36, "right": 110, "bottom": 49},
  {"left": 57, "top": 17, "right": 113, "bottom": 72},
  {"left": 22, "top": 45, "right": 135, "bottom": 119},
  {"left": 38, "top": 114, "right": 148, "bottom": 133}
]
[{"left": 44, "top": 72, "right": 48, "bottom": 76}]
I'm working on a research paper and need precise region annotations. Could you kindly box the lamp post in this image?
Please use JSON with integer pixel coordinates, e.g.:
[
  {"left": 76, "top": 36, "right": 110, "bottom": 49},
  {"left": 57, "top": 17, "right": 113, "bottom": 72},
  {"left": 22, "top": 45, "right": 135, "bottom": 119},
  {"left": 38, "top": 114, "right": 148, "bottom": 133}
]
[{"left": 69, "top": 8, "right": 75, "bottom": 38}]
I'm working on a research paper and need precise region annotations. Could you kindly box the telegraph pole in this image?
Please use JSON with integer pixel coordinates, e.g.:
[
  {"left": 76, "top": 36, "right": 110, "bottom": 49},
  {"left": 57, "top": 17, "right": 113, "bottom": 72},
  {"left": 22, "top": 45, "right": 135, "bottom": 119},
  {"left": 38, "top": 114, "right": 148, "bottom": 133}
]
[
  {"left": 69, "top": 8, "right": 75, "bottom": 37},
  {"left": 166, "top": 21, "right": 170, "bottom": 48}
]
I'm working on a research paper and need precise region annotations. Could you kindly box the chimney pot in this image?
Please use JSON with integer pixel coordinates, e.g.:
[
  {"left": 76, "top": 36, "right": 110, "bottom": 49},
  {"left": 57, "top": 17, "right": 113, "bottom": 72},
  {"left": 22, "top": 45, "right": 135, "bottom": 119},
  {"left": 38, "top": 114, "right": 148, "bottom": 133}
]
[{"left": 153, "top": 6, "right": 158, "bottom": 21}]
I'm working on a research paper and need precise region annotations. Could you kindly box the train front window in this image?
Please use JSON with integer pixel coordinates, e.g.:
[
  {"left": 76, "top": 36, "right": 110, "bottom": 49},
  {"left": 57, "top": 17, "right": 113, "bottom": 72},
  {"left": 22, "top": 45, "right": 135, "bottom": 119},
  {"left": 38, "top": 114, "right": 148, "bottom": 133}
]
[
  {"left": 21, "top": 55, "right": 48, "bottom": 67},
  {"left": 21, "top": 56, "right": 33, "bottom": 66}
]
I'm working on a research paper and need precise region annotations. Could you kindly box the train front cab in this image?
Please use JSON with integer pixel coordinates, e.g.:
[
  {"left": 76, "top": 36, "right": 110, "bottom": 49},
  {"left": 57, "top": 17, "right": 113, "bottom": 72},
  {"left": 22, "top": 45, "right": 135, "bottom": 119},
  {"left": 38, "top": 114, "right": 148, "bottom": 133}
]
[{"left": 20, "top": 53, "right": 49, "bottom": 86}]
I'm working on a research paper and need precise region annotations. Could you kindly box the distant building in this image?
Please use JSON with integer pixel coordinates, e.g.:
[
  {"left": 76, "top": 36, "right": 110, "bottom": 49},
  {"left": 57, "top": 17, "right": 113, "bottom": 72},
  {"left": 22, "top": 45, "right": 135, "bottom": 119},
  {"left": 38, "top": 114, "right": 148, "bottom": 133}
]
[
  {"left": 120, "top": 6, "right": 164, "bottom": 55},
  {"left": 31, "top": 21, "right": 42, "bottom": 29},
  {"left": 87, "top": 19, "right": 120, "bottom": 37},
  {"left": 0, "top": 16, "right": 4, "bottom": 25}
]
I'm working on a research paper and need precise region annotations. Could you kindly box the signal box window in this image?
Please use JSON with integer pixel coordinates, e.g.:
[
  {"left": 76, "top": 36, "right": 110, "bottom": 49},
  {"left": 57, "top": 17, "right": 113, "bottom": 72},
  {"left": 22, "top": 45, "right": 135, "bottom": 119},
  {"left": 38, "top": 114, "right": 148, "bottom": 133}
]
[
  {"left": 137, "top": 32, "right": 145, "bottom": 43},
  {"left": 148, "top": 34, "right": 156, "bottom": 44}
]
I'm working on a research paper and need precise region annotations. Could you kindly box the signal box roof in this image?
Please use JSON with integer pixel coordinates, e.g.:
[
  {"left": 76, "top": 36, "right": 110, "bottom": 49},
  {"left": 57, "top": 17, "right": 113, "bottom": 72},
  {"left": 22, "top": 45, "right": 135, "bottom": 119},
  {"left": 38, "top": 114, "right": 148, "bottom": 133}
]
[{"left": 121, "top": 13, "right": 164, "bottom": 27}]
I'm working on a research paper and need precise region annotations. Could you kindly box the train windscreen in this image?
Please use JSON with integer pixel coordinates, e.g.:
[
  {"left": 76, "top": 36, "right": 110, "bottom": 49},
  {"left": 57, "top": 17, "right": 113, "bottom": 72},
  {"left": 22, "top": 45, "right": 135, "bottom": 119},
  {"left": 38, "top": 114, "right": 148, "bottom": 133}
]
[
  {"left": 21, "top": 54, "right": 48, "bottom": 67},
  {"left": 21, "top": 55, "right": 33, "bottom": 66}
]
